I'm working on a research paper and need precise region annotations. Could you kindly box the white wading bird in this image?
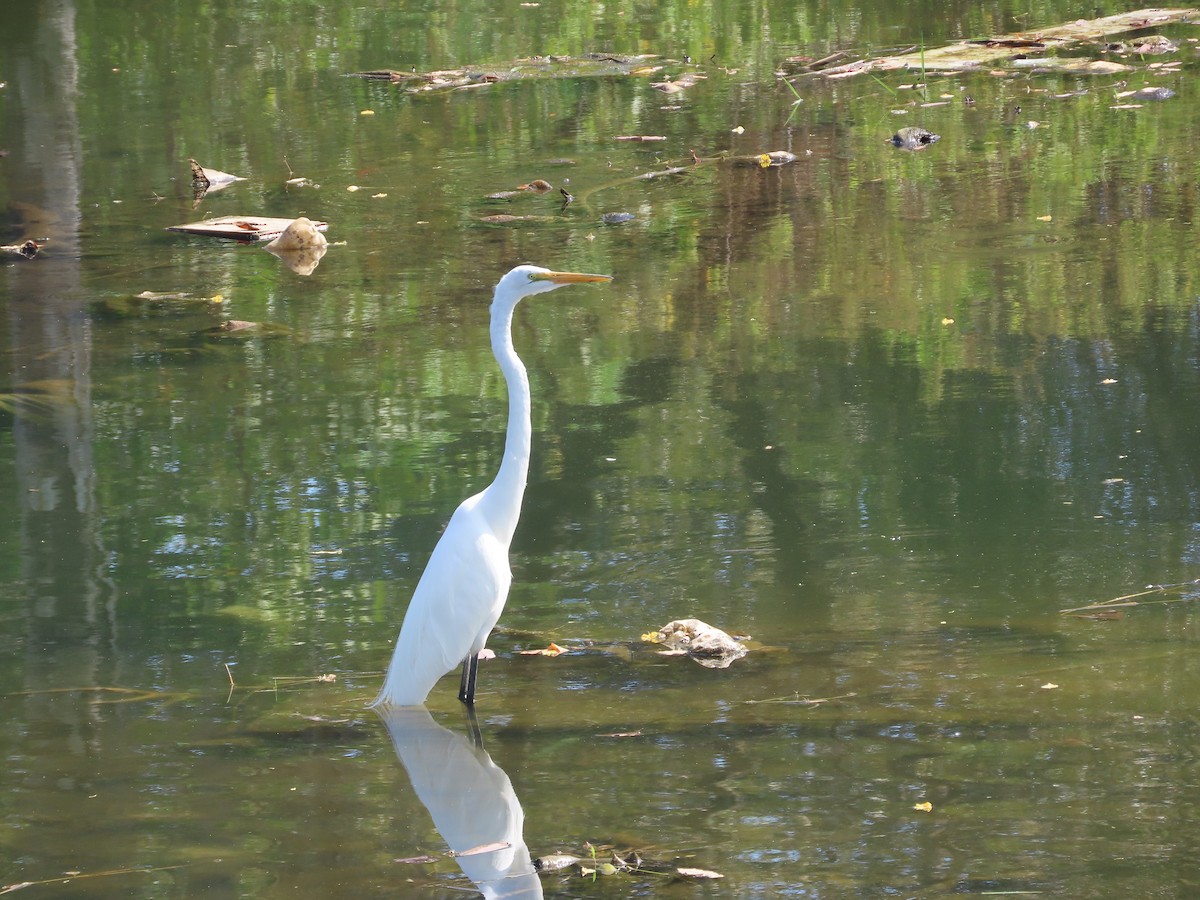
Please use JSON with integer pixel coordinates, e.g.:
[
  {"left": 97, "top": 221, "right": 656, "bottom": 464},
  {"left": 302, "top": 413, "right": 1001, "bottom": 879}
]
[{"left": 372, "top": 265, "right": 612, "bottom": 708}]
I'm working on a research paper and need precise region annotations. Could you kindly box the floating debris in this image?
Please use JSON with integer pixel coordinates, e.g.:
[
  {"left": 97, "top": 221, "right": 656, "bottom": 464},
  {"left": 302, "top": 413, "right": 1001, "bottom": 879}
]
[
  {"left": 803, "top": 8, "right": 1196, "bottom": 78},
  {"left": 486, "top": 179, "right": 555, "bottom": 200},
  {"left": 890, "top": 126, "right": 941, "bottom": 150},
  {"left": 634, "top": 165, "right": 690, "bottom": 180},
  {"left": 167, "top": 216, "right": 329, "bottom": 242},
  {"left": 1115, "top": 86, "right": 1176, "bottom": 101},
  {"left": 643, "top": 618, "right": 749, "bottom": 668},
  {"left": 1105, "top": 35, "right": 1180, "bottom": 54},
  {"left": 729, "top": 150, "right": 799, "bottom": 167},
  {"left": 533, "top": 854, "right": 582, "bottom": 873},
  {"left": 650, "top": 72, "right": 707, "bottom": 93},
  {"left": 1, "top": 239, "right": 39, "bottom": 259},
  {"left": 264, "top": 216, "right": 329, "bottom": 275},
  {"left": 1010, "top": 57, "right": 1132, "bottom": 74},
  {"left": 601, "top": 212, "right": 636, "bottom": 224},
  {"left": 188, "top": 158, "right": 245, "bottom": 202},
  {"left": 477, "top": 213, "right": 557, "bottom": 224},
  {"left": 516, "top": 642, "right": 570, "bottom": 656},
  {"left": 94, "top": 290, "right": 222, "bottom": 318},
  {"left": 351, "top": 54, "right": 675, "bottom": 94},
  {"left": 202, "top": 320, "right": 292, "bottom": 341}
]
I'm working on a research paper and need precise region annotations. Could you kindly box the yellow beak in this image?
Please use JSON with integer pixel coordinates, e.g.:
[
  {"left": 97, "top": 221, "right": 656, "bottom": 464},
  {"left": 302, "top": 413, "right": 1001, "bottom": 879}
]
[{"left": 531, "top": 271, "right": 613, "bottom": 284}]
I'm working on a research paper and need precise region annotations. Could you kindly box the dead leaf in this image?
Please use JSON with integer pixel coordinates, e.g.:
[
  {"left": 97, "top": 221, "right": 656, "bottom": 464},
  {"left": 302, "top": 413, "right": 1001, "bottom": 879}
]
[
  {"left": 518, "top": 642, "right": 569, "bottom": 656},
  {"left": 676, "top": 867, "right": 724, "bottom": 880}
]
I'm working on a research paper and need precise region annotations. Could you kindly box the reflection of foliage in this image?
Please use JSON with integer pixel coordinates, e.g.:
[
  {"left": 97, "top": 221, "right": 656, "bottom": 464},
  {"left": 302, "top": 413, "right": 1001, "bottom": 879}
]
[
  {"left": 66, "top": 0, "right": 1200, "bottom": 666},
  {"left": 0, "top": 380, "right": 75, "bottom": 419}
]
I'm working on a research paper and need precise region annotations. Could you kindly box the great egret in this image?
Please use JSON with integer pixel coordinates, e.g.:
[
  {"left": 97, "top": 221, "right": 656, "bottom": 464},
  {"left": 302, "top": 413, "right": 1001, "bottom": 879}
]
[{"left": 372, "top": 265, "right": 613, "bottom": 708}]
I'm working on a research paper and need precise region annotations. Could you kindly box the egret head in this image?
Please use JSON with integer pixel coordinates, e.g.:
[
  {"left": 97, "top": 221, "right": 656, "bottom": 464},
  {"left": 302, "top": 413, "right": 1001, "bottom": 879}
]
[{"left": 493, "top": 264, "right": 612, "bottom": 308}]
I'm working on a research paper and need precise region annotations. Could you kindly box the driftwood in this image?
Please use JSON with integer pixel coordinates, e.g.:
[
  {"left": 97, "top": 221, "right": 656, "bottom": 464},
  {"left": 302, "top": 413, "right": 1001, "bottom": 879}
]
[
  {"left": 167, "top": 216, "right": 329, "bottom": 242},
  {"left": 792, "top": 8, "right": 1198, "bottom": 78}
]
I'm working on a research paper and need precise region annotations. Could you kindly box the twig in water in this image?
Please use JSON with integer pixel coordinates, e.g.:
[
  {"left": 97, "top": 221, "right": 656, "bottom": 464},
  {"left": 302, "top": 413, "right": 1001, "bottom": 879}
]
[
  {"left": 1, "top": 864, "right": 189, "bottom": 894},
  {"left": 1059, "top": 579, "right": 1200, "bottom": 615},
  {"left": 742, "top": 691, "right": 857, "bottom": 706}
]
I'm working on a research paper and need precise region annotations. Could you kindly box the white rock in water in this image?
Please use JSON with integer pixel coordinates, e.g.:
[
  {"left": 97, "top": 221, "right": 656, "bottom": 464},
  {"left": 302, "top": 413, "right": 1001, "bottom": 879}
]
[{"left": 265, "top": 217, "right": 328, "bottom": 252}]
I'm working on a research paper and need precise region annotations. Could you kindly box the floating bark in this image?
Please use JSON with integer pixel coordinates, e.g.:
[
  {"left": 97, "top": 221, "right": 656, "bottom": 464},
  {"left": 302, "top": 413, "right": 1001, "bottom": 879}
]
[
  {"left": 799, "top": 8, "right": 1199, "bottom": 78},
  {"left": 167, "top": 216, "right": 329, "bottom": 242}
]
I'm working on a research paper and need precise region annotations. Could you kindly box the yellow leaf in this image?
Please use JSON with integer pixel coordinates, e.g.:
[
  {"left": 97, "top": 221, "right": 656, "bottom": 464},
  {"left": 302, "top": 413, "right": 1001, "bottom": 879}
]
[
  {"left": 757, "top": 153, "right": 771, "bottom": 168},
  {"left": 641, "top": 631, "right": 662, "bottom": 643},
  {"left": 913, "top": 801, "right": 933, "bottom": 812}
]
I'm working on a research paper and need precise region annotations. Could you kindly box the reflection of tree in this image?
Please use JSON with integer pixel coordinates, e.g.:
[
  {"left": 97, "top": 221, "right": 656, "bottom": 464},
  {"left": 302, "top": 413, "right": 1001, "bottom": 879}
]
[
  {"left": 3, "top": 2, "right": 112, "bottom": 691},
  {"left": 2, "top": 10, "right": 125, "bottom": 882}
]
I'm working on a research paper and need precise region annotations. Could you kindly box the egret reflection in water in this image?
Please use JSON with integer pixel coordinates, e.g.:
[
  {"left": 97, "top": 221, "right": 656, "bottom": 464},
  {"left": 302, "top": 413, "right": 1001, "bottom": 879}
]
[{"left": 378, "top": 707, "right": 544, "bottom": 899}]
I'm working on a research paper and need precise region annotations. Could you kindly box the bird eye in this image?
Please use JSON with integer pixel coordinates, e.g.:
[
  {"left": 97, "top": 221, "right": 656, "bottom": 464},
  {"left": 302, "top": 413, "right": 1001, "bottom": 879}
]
[{"left": 527, "top": 273, "right": 537, "bottom": 281}]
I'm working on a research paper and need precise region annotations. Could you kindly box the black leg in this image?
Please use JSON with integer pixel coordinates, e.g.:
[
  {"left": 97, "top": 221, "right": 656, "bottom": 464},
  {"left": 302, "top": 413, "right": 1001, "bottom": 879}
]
[
  {"left": 462, "top": 702, "right": 484, "bottom": 748},
  {"left": 457, "top": 651, "right": 479, "bottom": 705}
]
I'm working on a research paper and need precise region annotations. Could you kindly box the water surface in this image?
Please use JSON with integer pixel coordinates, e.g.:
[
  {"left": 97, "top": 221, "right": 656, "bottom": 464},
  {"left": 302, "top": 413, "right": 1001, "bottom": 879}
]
[{"left": 3, "top": 1, "right": 1200, "bottom": 896}]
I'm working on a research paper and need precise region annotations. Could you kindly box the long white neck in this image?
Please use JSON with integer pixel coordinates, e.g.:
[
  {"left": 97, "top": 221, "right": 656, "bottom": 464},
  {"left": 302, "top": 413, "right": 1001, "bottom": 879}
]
[{"left": 476, "top": 298, "right": 531, "bottom": 548}]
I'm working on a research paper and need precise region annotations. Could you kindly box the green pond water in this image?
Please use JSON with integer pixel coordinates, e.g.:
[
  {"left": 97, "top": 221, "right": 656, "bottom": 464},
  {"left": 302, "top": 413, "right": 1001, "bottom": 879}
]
[{"left": 3, "top": 1, "right": 1200, "bottom": 896}]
